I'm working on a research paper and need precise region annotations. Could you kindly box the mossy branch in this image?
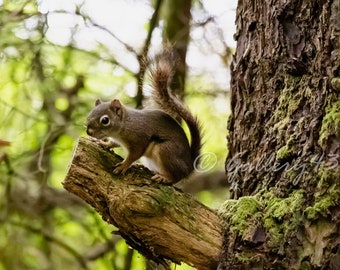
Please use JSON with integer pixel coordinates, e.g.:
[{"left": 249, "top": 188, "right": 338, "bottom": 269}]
[{"left": 63, "top": 137, "right": 223, "bottom": 269}]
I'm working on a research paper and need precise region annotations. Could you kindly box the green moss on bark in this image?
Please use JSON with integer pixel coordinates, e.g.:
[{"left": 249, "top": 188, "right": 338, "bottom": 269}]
[
  {"left": 276, "top": 145, "right": 293, "bottom": 160},
  {"left": 218, "top": 197, "right": 262, "bottom": 235},
  {"left": 219, "top": 190, "right": 306, "bottom": 250},
  {"left": 262, "top": 190, "right": 306, "bottom": 248},
  {"left": 318, "top": 100, "right": 340, "bottom": 147},
  {"left": 304, "top": 166, "right": 340, "bottom": 220}
]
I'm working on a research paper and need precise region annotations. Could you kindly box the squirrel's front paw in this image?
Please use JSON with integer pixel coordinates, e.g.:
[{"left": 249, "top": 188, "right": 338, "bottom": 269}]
[
  {"left": 98, "top": 138, "right": 119, "bottom": 149},
  {"left": 113, "top": 162, "right": 130, "bottom": 175}
]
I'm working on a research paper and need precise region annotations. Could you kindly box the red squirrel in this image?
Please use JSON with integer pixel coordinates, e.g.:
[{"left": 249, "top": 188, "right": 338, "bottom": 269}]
[{"left": 86, "top": 49, "right": 202, "bottom": 184}]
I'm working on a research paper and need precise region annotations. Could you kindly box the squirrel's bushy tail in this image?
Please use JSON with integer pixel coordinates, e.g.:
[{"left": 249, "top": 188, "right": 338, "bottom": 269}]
[{"left": 149, "top": 47, "right": 202, "bottom": 163}]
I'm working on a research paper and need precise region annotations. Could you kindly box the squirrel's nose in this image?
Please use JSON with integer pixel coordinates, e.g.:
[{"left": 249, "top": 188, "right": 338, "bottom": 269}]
[{"left": 87, "top": 127, "right": 94, "bottom": 136}]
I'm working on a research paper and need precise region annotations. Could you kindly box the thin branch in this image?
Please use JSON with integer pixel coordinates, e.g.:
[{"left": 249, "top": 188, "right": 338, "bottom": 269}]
[
  {"left": 84, "top": 17, "right": 137, "bottom": 56},
  {"left": 84, "top": 236, "right": 121, "bottom": 261},
  {"left": 41, "top": 11, "right": 136, "bottom": 74},
  {"left": 10, "top": 221, "right": 88, "bottom": 269},
  {"left": 0, "top": 99, "right": 45, "bottom": 122},
  {"left": 135, "top": 0, "right": 163, "bottom": 107},
  {"left": 47, "top": 42, "right": 136, "bottom": 75},
  {"left": 123, "top": 248, "right": 134, "bottom": 270}
]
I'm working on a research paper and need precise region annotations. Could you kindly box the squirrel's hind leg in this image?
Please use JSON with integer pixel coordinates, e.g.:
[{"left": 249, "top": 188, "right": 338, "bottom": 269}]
[{"left": 151, "top": 173, "right": 173, "bottom": 184}]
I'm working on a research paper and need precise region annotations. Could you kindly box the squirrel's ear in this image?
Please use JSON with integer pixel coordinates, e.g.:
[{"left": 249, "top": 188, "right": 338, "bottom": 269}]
[
  {"left": 95, "top": 99, "right": 102, "bottom": 106},
  {"left": 110, "top": 99, "right": 123, "bottom": 117}
]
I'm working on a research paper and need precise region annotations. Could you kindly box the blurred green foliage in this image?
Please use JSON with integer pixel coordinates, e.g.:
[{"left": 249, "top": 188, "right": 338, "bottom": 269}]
[{"left": 0, "top": 0, "right": 232, "bottom": 269}]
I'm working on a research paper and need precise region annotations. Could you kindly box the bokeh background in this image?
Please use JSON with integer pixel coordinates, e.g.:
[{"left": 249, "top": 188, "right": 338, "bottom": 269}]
[{"left": 0, "top": 0, "right": 236, "bottom": 269}]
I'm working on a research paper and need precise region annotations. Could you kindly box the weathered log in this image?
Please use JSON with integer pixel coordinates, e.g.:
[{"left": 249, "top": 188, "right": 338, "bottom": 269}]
[{"left": 63, "top": 137, "right": 223, "bottom": 269}]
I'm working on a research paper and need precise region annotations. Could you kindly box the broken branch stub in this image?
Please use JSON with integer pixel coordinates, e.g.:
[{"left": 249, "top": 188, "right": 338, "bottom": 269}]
[{"left": 63, "top": 137, "right": 223, "bottom": 269}]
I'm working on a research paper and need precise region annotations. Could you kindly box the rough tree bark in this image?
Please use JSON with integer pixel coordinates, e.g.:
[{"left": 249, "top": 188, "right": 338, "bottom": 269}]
[
  {"left": 63, "top": 137, "right": 222, "bottom": 270},
  {"left": 220, "top": 0, "right": 340, "bottom": 269}
]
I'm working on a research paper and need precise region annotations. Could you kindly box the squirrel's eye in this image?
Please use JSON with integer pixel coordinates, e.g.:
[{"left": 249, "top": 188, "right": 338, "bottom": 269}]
[{"left": 100, "top": 115, "right": 110, "bottom": 126}]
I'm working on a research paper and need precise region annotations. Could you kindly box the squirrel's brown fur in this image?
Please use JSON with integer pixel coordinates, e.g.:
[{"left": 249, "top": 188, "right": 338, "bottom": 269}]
[
  {"left": 86, "top": 48, "right": 202, "bottom": 183},
  {"left": 150, "top": 48, "right": 202, "bottom": 164}
]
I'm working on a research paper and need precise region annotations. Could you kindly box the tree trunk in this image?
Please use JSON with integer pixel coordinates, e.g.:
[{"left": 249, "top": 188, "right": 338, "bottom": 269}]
[
  {"left": 221, "top": 0, "right": 340, "bottom": 268},
  {"left": 63, "top": 137, "right": 222, "bottom": 270},
  {"left": 162, "top": 0, "right": 192, "bottom": 97}
]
